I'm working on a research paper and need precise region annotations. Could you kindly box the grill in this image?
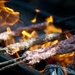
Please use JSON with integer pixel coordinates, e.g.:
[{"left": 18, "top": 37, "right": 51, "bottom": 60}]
[{"left": 0, "top": 0, "right": 75, "bottom": 75}]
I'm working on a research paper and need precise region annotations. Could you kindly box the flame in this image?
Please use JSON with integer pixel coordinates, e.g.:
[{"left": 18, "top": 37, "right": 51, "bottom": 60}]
[
  {"left": 35, "top": 9, "right": 40, "bottom": 13},
  {"left": 21, "top": 30, "right": 39, "bottom": 50},
  {"left": 0, "top": 1, "right": 74, "bottom": 72},
  {"left": 5, "top": 27, "right": 15, "bottom": 45},
  {"left": 31, "top": 9, "right": 40, "bottom": 23},
  {"left": 31, "top": 30, "right": 38, "bottom": 38},
  {"left": 44, "top": 16, "right": 62, "bottom": 34},
  {"left": 42, "top": 42, "right": 51, "bottom": 48},
  {"left": 65, "top": 30, "right": 72, "bottom": 38},
  {"left": 21, "top": 30, "right": 38, "bottom": 41},
  {"left": 46, "top": 16, "right": 53, "bottom": 23},
  {"left": 6, "top": 27, "right": 11, "bottom": 32},
  {"left": 0, "top": 0, "right": 8, "bottom": 6},
  {"left": 31, "top": 16, "right": 37, "bottom": 23},
  {"left": 0, "top": 0, "right": 19, "bottom": 26},
  {"left": 22, "top": 30, "right": 31, "bottom": 38}
]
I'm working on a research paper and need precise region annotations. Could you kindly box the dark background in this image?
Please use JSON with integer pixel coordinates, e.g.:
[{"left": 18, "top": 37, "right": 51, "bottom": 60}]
[
  {"left": 5, "top": 0, "right": 75, "bottom": 25},
  {"left": 4, "top": 0, "right": 75, "bottom": 31}
]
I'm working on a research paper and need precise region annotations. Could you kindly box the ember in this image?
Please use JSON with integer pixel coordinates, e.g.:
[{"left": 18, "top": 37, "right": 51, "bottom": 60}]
[{"left": 0, "top": 0, "right": 75, "bottom": 75}]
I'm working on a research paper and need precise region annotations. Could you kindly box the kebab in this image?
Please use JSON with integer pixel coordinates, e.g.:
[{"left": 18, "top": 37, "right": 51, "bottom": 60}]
[
  {"left": 0, "top": 31, "right": 15, "bottom": 40},
  {"left": 0, "top": 34, "right": 75, "bottom": 71},
  {"left": 22, "top": 34, "right": 75, "bottom": 64},
  {"left": 0, "top": 32, "right": 60, "bottom": 55},
  {"left": 0, "top": 29, "right": 75, "bottom": 55}
]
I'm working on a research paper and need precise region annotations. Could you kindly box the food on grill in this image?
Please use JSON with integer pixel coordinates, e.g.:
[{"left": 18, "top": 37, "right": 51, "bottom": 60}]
[{"left": 22, "top": 35, "right": 75, "bottom": 65}]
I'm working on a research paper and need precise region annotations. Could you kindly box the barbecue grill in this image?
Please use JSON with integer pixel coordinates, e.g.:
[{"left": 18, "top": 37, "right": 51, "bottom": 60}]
[{"left": 0, "top": 0, "right": 75, "bottom": 75}]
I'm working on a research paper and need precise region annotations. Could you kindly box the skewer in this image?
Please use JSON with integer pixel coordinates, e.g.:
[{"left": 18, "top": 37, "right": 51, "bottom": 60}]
[
  {"left": 0, "top": 34, "right": 75, "bottom": 71},
  {"left": 0, "top": 60, "right": 24, "bottom": 71},
  {"left": 0, "top": 29, "right": 75, "bottom": 55},
  {"left": 22, "top": 34, "right": 75, "bottom": 64},
  {"left": 0, "top": 56, "right": 25, "bottom": 66},
  {"left": 0, "top": 31, "right": 15, "bottom": 40},
  {"left": 0, "top": 44, "right": 75, "bottom": 71},
  {"left": 0, "top": 32, "right": 60, "bottom": 55}
]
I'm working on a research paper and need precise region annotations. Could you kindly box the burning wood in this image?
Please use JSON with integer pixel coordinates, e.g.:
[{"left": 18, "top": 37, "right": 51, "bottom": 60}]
[
  {"left": 22, "top": 35, "right": 75, "bottom": 65},
  {"left": 0, "top": 32, "right": 60, "bottom": 55}
]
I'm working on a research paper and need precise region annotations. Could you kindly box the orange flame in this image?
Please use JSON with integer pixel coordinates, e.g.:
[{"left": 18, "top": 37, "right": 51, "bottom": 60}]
[
  {"left": 31, "top": 16, "right": 37, "bottom": 23},
  {"left": 46, "top": 16, "right": 53, "bottom": 23},
  {"left": 6, "top": 27, "right": 11, "bottom": 32},
  {"left": 35, "top": 9, "right": 40, "bottom": 13},
  {"left": 31, "top": 9, "right": 40, "bottom": 23},
  {"left": 0, "top": 1, "right": 74, "bottom": 72},
  {"left": 22, "top": 30, "right": 31, "bottom": 38},
  {"left": 56, "top": 31, "right": 74, "bottom": 68},
  {"left": 44, "top": 16, "right": 62, "bottom": 34},
  {"left": 0, "top": 0, "right": 19, "bottom": 26},
  {"left": 5, "top": 27, "right": 15, "bottom": 45},
  {"left": 0, "top": 0, "right": 8, "bottom": 6}
]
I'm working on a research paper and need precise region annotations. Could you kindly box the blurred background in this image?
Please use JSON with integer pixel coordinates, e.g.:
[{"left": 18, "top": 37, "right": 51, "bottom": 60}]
[
  {"left": 5, "top": 0, "right": 75, "bottom": 24},
  {"left": 9, "top": 0, "right": 75, "bottom": 17}
]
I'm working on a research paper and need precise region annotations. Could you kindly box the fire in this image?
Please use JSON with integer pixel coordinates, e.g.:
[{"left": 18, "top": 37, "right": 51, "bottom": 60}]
[
  {"left": 31, "top": 9, "right": 40, "bottom": 23},
  {"left": 0, "top": 0, "right": 74, "bottom": 73},
  {"left": 44, "top": 16, "right": 62, "bottom": 34},
  {"left": 22, "top": 30, "right": 38, "bottom": 39},
  {"left": 22, "top": 30, "right": 31, "bottom": 39},
  {"left": 31, "top": 30, "right": 38, "bottom": 38},
  {"left": 6, "top": 27, "right": 11, "bottom": 32},
  {"left": 43, "top": 16, "right": 74, "bottom": 73},
  {"left": 41, "top": 16, "right": 60, "bottom": 49},
  {"left": 31, "top": 16, "right": 37, "bottom": 23},
  {"left": 0, "top": 0, "right": 8, "bottom": 6},
  {"left": 65, "top": 30, "right": 72, "bottom": 38},
  {"left": 56, "top": 30, "right": 74, "bottom": 67},
  {"left": 21, "top": 30, "right": 39, "bottom": 50},
  {"left": 0, "top": 0, "right": 19, "bottom": 26},
  {"left": 26, "top": 16, "right": 67, "bottom": 68},
  {"left": 45, "top": 16, "right": 53, "bottom": 23},
  {"left": 35, "top": 9, "right": 40, "bottom": 13},
  {"left": 5, "top": 27, "right": 15, "bottom": 45}
]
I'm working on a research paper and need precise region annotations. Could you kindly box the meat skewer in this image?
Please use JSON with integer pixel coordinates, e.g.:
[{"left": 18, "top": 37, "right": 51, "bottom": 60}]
[
  {"left": 15, "top": 22, "right": 48, "bottom": 35},
  {"left": 0, "top": 31, "right": 15, "bottom": 40},
  {"left": 22, "top": 34, "right": 75, "bottom": 64},
  {"left": 23, "top": 43, "right": 75, "bottom": 65},
  {"left": 1, "top": 28, "right": 75, "bottom": 55},
  {"left": 0, "top": 35, "right": 75, "bottom": 71},
  {"left": 0, "top": 22, "right": 48, "bottom": 40},
  {"left": 0, "top": 32, "right": 60, "bottom": 55}
]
